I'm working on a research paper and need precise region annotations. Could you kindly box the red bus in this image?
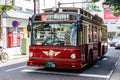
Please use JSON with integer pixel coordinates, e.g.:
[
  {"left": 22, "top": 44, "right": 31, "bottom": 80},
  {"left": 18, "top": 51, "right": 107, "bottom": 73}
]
[{"left": 27, "top": 7, "right": 108, "bottom": 69}]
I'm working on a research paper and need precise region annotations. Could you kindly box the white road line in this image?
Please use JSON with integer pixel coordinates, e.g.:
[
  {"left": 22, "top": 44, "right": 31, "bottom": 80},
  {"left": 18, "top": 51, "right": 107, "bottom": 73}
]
[
  {"left": 5, "top": 66, "right": 26, "bottom": 72},
  {"left": 21, "top": 69, "right": 110, "bottom": 78},
  {"left": 0, "top": 58, "right": 27, "bottom": 68},
  {"left": 79, "top": 74, "right": 109, "bottom": 78},
  {"left": 106, "top": 58, "right": 120, "bottom": 80},
  {"left": 20, "top": 58, "right": 120, "bottom": 79}
]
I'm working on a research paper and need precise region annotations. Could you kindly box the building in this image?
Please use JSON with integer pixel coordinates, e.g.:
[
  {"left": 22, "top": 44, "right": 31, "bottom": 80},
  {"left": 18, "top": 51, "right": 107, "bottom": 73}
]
[
  {"left": 1, "top": 0, "right": 35, "bottom": 49},
  {"left": 103, "top": 6, "right": 120, "bottom": 39},
  {"left": 0, "top": 0, "right": 37, "bottom": 55}
]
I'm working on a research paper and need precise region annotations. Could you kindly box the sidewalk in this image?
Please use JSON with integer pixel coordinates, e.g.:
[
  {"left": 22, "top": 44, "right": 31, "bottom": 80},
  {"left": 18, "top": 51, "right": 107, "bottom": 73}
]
[
  {"left": 8, "top": 54, "right": 28, "bottom": 61},
  {"left": 4, "top": 47, "right": 28, "bottom": 61}
]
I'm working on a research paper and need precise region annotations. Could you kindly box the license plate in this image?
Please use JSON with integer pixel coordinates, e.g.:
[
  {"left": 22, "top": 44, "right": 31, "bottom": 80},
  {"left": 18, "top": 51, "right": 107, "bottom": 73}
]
[{"left": 46, "top": 62, "right": 55, "bottom": 68}]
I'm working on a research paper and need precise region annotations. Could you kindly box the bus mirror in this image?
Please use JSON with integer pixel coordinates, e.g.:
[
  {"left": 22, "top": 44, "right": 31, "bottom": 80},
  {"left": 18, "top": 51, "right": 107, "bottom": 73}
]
[
  {"left": 27, "top": 23, "right": 31, "bottom": 31},
  {"left": 27, "top": 17, "right": 31, "bottom": 31}
]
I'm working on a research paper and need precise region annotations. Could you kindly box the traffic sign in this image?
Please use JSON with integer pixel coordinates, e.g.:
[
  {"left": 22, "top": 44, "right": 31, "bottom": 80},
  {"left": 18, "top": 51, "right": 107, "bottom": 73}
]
[{"left": 12, "top": 20, "right": 19, "bottom": 28}]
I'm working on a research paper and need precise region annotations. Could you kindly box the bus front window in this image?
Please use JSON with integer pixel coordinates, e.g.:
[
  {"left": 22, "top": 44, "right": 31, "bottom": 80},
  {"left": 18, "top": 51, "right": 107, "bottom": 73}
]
[{"left": 31, "top": 23, "right": 77, "bottom": 46}]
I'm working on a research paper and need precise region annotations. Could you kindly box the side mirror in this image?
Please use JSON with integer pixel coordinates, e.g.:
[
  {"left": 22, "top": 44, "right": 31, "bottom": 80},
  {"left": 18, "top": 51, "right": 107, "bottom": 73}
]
[
  {"left": 27, "top": 23, "right": 31, "bottom": 31},
  {"left": 27, "top": 17, "right": 31, "bottom": 31}
]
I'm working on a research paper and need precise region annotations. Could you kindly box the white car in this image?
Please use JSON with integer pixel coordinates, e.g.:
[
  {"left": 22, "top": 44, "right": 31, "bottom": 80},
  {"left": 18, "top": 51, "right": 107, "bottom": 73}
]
[
  {"left": 115, "top": 40, "right": 120, "bottom": 49},
  {"left": 110, "top": 38, "right": 119, "bottom": 47}
]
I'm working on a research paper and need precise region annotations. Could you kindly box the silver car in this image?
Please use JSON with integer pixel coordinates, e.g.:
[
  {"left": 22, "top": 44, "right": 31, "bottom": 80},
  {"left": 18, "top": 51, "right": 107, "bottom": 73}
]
[
  {"left": 110, "top": 38, "right": 119, "bottom": 47},
  {"left": 115, "top": 40, "right": 120, "bottom": 49}
]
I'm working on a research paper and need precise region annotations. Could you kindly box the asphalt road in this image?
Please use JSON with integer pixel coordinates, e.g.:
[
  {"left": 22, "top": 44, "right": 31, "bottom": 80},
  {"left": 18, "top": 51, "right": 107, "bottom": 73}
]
[{"left": 0, "top": 47, "right": 120, "bottom": 80}]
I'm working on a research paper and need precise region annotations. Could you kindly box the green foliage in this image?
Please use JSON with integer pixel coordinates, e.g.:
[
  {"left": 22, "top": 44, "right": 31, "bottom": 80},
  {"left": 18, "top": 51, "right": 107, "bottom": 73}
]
[
  {"left": 91, "top": 3, "right": 101, "bottom": 12},
  {"left": 113, "top": 5, "right": 120, "bottom": 16},
  {"left": 85, "top": 0, "right": 101, "bottom": 12},
  {"left": 0, "top": 4, "right": 14, "bottom": 14},
  {"left": 102, "top": 2, "right": 112, "bottom": 5},
  {"left": 92, "top": 0, "right": 100, "bottom": 3},
  {"left": 102, "top": 0, "right": 120, "bottom": 16},
  {"left": 113, "top": 10, "right": 120, "bottom": 16},
  {"left": 91, "top": 0, "right": 120, "bottom": 16}
]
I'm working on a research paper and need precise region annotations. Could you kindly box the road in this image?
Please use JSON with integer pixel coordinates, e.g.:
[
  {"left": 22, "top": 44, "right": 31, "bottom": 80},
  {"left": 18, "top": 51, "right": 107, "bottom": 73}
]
[{"left": 0, "top": 47, "right": 120, "bottom": 80}]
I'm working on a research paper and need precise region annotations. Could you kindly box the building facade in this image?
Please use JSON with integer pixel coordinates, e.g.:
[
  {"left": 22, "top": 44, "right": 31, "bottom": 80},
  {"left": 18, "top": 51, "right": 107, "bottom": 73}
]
[{"left": 1, "top": 0, "right": 34, "bottom": 48}]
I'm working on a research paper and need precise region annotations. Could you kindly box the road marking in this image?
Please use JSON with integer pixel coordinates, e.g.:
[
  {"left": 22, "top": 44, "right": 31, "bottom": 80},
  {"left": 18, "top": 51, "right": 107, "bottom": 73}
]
[
  {"left": 106, "top": 58, "right": 120, "bottom": 80},
  {"left": 5, "top": 66, "right": 26, "bottom": 72},
  {"left": 21, "top": 69, "right": 110, "bottom": 78},
  {"left": 0, "top": 58, "right": 27, "bottom": 68}
]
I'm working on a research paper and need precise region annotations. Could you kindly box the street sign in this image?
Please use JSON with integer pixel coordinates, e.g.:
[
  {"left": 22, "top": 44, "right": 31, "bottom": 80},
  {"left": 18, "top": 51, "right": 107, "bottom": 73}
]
[{"left": 12, "top": 20, "right": 19, "bottom": 28}]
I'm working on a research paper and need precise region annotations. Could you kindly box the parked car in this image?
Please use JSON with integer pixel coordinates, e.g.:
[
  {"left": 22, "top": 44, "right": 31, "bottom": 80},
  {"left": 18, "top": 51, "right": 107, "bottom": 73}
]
[
  {"left": 115, "top": 40, "right": 120, "bottom": 49},
  {"left": 110, "top": 38, "right": 119, "bottom": 47}
]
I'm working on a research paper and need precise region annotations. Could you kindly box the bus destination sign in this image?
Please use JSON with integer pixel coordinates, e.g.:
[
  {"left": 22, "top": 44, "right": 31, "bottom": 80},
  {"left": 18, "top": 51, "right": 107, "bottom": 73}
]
[
  {"left": 34, "top": 13, "right": 76, "bottom": 21},
  {"left": 46, "top": 14, "right": 70, "bottom": 21}
]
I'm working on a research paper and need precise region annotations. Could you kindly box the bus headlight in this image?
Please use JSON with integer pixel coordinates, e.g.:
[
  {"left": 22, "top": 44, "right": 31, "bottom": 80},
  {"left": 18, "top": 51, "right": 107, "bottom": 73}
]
[
  {"left": 71, "top": 53, "right": 76, "bottom": 59},
  {"left": 29, "top": 52, "right": 33, "bottom": 57}
]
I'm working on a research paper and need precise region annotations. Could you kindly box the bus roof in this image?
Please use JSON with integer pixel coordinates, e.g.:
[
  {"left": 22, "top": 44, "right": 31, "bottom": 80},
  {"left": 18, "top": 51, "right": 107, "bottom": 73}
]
[{"left": 31, "top": 12, "right": 106, "bottom": 27}]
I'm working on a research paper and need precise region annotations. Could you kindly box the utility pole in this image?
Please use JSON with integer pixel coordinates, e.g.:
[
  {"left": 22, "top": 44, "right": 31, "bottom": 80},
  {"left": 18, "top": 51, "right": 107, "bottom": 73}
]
[
  {"left": 33, "top": 0, "right": 40, "bottom": 14},
  {"left": 37, "top": 0, "right": 40, "bottom": 13},
  {"left": 33, "top": 0, "right": 36, "bottom": 14}
]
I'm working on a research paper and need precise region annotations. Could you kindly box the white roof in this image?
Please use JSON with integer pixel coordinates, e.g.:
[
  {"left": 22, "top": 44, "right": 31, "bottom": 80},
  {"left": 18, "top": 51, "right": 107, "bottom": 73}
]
[{"left": 3, "top": 10, "right": 33, "bottom": 19}]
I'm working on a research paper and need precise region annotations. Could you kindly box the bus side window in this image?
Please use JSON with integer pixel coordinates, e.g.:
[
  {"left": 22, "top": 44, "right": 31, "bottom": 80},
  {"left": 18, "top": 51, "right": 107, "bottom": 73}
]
[
  {"left": 101, "top": 28, "right": 107, "bottom": 41},
  {"left": 98, "top": 28, "right": 102, "bottom": 42},
  {"left": 88, "top": 25, "right": 92, "bottom": 43},
  {"left": 93, "top": 27, "right": 98, "bottom": 42}
]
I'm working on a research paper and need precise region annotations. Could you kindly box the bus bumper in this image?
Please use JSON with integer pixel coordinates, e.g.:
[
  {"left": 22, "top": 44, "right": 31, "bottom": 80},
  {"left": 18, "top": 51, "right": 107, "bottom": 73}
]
[{"left": 27, "top": 59, "right": 82, "bottom": 69}]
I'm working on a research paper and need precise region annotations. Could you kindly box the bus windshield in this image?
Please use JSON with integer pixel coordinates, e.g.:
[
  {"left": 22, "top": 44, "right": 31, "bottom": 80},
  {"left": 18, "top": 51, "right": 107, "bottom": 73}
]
[{"left": 31, "top": 23, "right": 77, "bottom": 46}]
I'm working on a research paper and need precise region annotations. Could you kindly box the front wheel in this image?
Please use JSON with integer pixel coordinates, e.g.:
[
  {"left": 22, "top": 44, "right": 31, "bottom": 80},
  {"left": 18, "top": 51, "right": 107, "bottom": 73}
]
[{"left": 1, "top": 52, "right": 8, "bottom": 63}]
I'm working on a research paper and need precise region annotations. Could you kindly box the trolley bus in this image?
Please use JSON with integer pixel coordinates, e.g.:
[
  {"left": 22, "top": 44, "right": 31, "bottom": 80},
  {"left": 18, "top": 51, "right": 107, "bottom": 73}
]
[{"left": 27, "top": 7, "right": 108, "bottom": 69}]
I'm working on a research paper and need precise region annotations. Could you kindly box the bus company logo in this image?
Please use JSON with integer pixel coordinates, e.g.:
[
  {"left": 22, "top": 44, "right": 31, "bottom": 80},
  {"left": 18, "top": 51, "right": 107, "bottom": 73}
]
[{"left": 42, "top": 50, "right": 60, "bottom": 57}]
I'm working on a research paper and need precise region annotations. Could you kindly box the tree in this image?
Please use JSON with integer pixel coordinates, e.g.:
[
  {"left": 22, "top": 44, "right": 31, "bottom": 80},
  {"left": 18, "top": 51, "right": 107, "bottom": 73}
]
[
  {"left": 91, "top": 0, "right": 120, "bottom": 16},
  {"left": 102, "top": 0, "right": 120, "bottom": 16},
  {"left": 85, "top": 0, "right": 101, "bottom": 12},
  {"left": 92, "top": 0, "right": 100, "bottom": 3},
  {"left": 0, "top": 4, "right": 14, "bottom": 46}
]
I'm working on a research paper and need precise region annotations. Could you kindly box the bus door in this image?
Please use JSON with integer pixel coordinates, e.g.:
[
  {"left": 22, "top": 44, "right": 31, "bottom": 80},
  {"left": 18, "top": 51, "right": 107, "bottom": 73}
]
[{"left": 78, "top": 22, "right": 88, "bottom": 64}]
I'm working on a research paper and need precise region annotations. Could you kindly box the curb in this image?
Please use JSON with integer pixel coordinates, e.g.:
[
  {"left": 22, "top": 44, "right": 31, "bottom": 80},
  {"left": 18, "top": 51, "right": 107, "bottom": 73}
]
[{"left": 8, "top": 55, "right": 28, "bottom": 61}]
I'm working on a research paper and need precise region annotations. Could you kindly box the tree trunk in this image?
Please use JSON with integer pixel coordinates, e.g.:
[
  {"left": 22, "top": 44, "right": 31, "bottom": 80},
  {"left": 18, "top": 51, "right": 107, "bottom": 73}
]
[{"left": 0, "top": 14, "right": 2, "bottom": 46}]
